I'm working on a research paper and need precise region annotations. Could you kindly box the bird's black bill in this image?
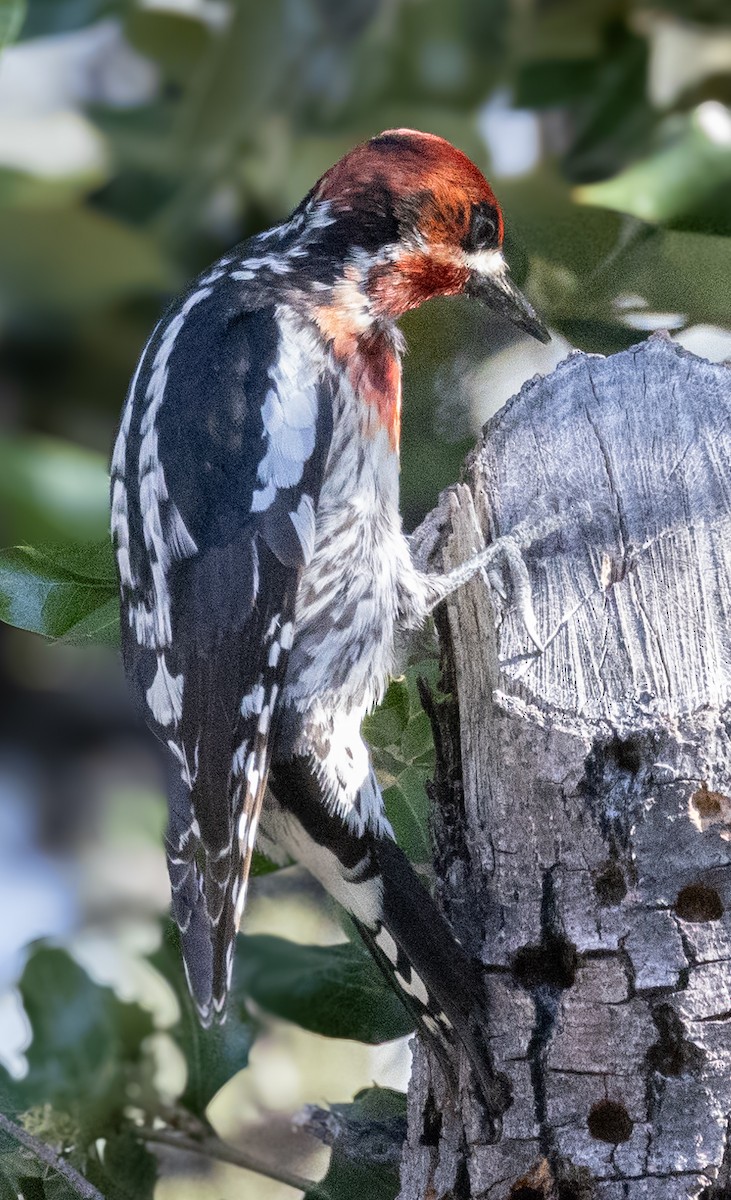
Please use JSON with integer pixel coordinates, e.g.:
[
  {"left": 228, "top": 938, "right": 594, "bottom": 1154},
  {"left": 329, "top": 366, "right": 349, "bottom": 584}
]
[{"left": 467, "top": 266, "right": 551, "bottom": 344}]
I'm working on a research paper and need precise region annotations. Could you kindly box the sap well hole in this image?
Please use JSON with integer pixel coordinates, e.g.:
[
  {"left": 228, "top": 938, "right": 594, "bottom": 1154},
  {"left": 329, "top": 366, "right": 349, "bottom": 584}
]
[
  {"left": 675, "top": 883, "right": 723, "bottom": 923},
  {"left": 512, "top": 933, "right": 577, "bottom": 990},
  {"left": 587, "top": 1100, "right": 633, "bottom": 1144}
]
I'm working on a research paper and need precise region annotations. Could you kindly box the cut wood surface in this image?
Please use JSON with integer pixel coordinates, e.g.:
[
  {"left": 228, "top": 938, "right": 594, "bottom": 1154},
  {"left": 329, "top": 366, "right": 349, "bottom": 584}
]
[{"left": 400, "top": 334, "right": 731, "bottom": 1199}]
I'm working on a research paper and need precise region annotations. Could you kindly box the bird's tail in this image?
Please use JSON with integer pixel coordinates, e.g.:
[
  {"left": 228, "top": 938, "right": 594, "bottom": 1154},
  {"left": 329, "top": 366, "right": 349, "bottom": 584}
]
[
  {"left": 357, "top": 837, "right": 509, "bottom": 1134},
  {"left": 263, "top": 760, "right": 509, "bottom": 1134},
  {"left": 164, "top": 766, "right": 250, "bottom": 1026}
]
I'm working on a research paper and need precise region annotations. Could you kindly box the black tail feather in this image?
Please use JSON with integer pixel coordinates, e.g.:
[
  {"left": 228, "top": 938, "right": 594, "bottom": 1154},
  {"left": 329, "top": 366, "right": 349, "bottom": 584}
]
[{"left": 362, "top": 837, "right": 510, "bottom": 1135}]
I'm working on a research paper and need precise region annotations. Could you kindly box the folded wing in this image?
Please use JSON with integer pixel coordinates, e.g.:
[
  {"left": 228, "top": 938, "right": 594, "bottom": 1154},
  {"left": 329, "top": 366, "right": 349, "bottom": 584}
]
[{"left": 111, "top": 277, "right": 333, "bottom": 1020}]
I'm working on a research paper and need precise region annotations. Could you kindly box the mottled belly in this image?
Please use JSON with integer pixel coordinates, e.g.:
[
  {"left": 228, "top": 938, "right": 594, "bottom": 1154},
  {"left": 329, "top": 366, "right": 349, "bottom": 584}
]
[{"left": 283, "top": 509, "right": 404, "bottom": 712}]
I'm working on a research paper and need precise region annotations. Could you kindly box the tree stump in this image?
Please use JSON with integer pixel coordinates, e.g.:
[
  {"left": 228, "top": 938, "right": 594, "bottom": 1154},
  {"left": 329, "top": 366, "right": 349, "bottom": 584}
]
[{"left": 400, "top": 334, "right": 731, "bottom": 1200}]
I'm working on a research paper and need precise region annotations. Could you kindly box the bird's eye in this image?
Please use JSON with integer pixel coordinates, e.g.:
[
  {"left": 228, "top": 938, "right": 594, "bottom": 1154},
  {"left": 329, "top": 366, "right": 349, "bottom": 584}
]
[{"left": 464, "top": 202, "right": 499, "bottom": 250}]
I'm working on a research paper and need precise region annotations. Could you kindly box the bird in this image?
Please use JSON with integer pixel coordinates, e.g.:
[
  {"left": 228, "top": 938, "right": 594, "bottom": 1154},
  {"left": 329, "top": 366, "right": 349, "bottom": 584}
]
[{"left": 110, "top": 128, "right": 550, "bottom": 1123}]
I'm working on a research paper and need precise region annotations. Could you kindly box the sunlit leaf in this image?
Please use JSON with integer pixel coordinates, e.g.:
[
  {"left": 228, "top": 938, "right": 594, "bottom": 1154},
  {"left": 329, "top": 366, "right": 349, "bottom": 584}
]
[
  {"left": 150, "top": 928, "right": 257, "bottom": 1116},
  {"left": 235, "top": 934, "right": 414, "bottom": 1044}
]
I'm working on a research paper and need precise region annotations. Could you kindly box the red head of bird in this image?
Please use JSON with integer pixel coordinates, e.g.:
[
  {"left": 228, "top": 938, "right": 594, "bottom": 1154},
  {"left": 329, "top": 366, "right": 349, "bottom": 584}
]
[{"left": 302, "top": 128, "right": 549, "bottom": 343}]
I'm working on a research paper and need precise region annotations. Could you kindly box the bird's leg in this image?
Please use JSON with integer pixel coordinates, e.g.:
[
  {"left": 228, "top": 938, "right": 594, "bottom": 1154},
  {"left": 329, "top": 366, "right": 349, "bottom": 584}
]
[{"left": 420, "top": 502, "right": 593, "bottom": 650}]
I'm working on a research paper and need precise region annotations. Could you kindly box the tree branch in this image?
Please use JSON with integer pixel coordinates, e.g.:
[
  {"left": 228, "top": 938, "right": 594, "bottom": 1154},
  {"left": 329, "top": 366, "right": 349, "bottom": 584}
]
[
  {"left": 0, "top": 1111, "right": 104, "bottom": 1200},
  {"left": 139, "top": 1125, "right": 317, "bottom": 1194}
]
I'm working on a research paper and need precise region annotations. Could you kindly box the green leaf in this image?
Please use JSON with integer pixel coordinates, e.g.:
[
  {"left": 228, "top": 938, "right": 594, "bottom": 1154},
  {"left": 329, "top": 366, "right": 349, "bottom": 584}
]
[
  {"left": 383, "top": 769, "right": 432, "bottom": 866},
  {"left": 363, "top": 679, "right": 411, "bottom": 749},
  {"left": 0, "top": 948, "right": 153, "bottom": 1136},
  {"left": 575, "top": 110, "right": 731, "bottom": 224},
  {"left": 0, "top": 546, "right": 117, "bottom": 642},
  {"left": 0, "top": 1136, "right": 93, "bottom": 1200},
  {"left": 605, "top": 227, "right": 731, "bottom": 328},
  {"left": 33, "top": 540, "right": 117, "bottom": 584},
  {"left": 362, "top": 705, "right": 405, "bottom": 749},
  {"left": 125, "top": 10, "right": 211, "bottom": 85},
  {"left": 250, "top": 849, "right": 281, "bottom": 877},
  {"left": 515, "top": 58, "right": 597, "bottom": 108},
  {"left": 177, "top": 0, "right": 293, "bottom": 154},
  {"left": 0, "top": 0, "right": 25, "bottom": 48},
  {"left": 61, "top": 595, "right": 120, "bottom": 646},
  {"left": 235, "top": 934, "right": 414, "bottom": 1044},
  {"left": 150, "top": 928, "right": 257, "bottom": 1116},
  {"left": 399, "top": 711, "right": 434, "bottom": 764}
]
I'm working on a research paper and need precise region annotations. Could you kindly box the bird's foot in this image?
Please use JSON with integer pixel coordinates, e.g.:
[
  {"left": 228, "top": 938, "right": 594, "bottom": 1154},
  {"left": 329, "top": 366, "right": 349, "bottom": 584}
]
[{"left": 425, "top": 501, "right": 593, "bottom": 651}]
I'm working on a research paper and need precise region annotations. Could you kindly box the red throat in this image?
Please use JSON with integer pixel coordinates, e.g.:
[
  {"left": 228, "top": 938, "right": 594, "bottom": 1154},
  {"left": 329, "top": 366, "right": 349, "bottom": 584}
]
[
  {"left": 368, "top": 251, "right": 470, "bottom": 318},
  {"left": 350, "top": 332, "right": 402, "bottom": 450},
  {"left": 314, "top": 306, "right": 401, "bottom": 450}
]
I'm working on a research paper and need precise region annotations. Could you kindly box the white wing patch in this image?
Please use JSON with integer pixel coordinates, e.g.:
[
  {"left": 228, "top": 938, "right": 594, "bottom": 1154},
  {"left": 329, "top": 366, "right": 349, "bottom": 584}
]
[
  {"left": 290, "top": 494, "right": 316, "bottom": 563},
  {"left": 239, "top": 681, "right": 265, "bottom": 719},
  {"left": 250, "top": 307, "right": 323, "bottom": 513},
  {"left": 111, "top": 479, "right": 134, "bottom": 588},
  {"left": 135, "top": 284, "right": 212, "bottom": 649},
  {"left": 146, "top": 655, "right": 184, "bottom": 727}
]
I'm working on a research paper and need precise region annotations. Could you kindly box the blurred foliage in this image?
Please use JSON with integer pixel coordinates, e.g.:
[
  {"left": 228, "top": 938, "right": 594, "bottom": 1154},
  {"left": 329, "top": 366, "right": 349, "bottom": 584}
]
[
  {"left": 0, "top": 932, "right": 408, "bottom": 1198},
  {"left": 1, "top": 0, "right": 730, "bottom": 534},
  {"left": 0, "top": 0, "right": 730, "bottom": 1194}
]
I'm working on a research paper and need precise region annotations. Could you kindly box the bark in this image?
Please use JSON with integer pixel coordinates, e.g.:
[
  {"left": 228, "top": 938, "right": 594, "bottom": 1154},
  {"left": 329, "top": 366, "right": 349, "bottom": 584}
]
[{"left": 400, "top": 334, "right": 731, "bottom": 1200}]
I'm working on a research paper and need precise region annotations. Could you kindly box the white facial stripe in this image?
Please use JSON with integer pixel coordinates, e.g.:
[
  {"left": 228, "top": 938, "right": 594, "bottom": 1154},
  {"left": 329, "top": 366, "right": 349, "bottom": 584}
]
[{"left": 463, "top": 248, "right": 505, "bottom": 276}]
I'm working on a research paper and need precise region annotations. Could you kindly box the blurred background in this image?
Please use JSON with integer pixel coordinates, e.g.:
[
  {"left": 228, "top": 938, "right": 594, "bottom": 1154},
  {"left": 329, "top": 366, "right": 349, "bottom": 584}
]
[{"left": 0, "top": 0, "right": 730, "bottom": 1196}]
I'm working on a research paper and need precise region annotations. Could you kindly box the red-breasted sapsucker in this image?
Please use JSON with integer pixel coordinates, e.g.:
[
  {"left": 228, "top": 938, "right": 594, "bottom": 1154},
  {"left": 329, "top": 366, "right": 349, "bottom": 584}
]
[{"left": 111, "top": 129, "right": 549, "bottom": 1118}]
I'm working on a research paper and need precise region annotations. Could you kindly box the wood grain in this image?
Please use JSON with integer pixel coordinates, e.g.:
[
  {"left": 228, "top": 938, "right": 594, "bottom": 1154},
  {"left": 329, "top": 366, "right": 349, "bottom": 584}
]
[{"left": 400, "top": 335, "right": 731, "bottom": 1199}]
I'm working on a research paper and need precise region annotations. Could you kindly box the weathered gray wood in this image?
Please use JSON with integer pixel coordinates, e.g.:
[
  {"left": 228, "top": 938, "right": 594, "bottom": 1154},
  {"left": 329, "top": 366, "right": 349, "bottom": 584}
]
[{"left": 400, "top": 334, "right": 731, "bottom": 1199}]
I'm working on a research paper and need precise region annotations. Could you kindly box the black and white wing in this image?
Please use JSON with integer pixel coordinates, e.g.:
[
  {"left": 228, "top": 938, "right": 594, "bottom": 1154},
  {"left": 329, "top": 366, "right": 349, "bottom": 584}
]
[{"left": 111, "top": 273, "right": 332, "bottom": 1022}]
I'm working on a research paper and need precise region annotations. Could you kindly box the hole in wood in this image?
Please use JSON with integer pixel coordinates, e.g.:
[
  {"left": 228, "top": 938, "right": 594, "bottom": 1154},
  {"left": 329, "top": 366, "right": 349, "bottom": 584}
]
[
  {"left": 607, "top": 736, "right": 643, "bottom": 773},
  {"left": 647, "top": 1002, "right": 704, "bottom": 1077},
  {"left": 420, "top": 1089, "right": 442, "bottom": 1147},
  {"left": 675, "top": 883, "right": 724, "bottom": 923},
  {"left": 453, "top": 1158, "right": 471, "bottom": 1199},
  {"left": 512, "top": 933, "right": 577, "bottom": 990},
  {"left": 594, "top": 861, "right": 627, "bottom": 907},
  {"left": 587, "top": 1100, "right": 633, "bottom": 1144}
]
